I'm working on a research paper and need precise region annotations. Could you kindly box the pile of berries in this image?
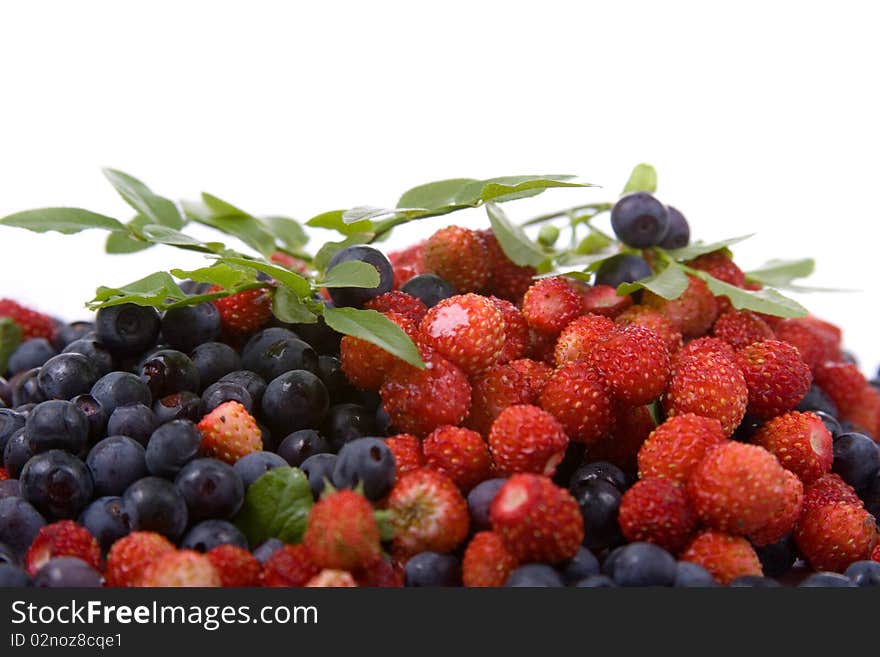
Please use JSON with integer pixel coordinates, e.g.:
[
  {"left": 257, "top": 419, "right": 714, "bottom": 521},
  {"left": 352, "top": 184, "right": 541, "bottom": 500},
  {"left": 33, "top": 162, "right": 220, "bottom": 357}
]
[{"left": 2, "top": 190, "right": 880, "bottom": 588}]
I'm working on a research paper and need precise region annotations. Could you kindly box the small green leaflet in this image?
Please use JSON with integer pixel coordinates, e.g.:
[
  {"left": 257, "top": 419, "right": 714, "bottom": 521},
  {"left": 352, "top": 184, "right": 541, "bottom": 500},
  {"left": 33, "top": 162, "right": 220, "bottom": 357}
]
[
  {"left": 0, "top": 208, "right": 126, "bottom": 234},
  {"left": 312, "top": 233, "right": 374, "bottom": 273},
  {"left": 664, "top": 234, "right": 754, "bottom": 261},
  {"left": 341, "top": 206, "right": 428, "bottom": 225},
  {"left": 234, "top": 467, "right": 313, "bottom": 546},
  {"left": 262, "top": 215, "right": 309, "bottom": 251},
  {"left": 140, "top": 225, "right": 221, "bottom": 251},
  {"left": 742, "top": 258, "right": 848, "bottom": 293},
  {"left": 486, "top": 203, "right": 552, "bottom": 269},
  {"left": 0, "top": 318, "right": 23, "bottom": 374},
  {"left": 185, "top": 193, "right": 278, "bottom": 257},
  {"left": 319, "top": 260, "right": 380, "bottom": 289},
  {"left": 306, "top": 209, "right": 375, "bottom": 236},
  {"left": 272, "top": 286, "right": 318, "bottom": 324},
  {"left": 617, "top": 261, "right": 690, "bottom": 299},
  {"left": 102, "top": 169, "right": 184, "bottom": 230},
  {"left": 105, "top": 215, "right": 153, "bottom": 254},
  {"left": 169, "top": 263, "right": 257, "bottom": 289},
  {"left": 88, "top": 271, "right": 187, "bottom": 310},
  {"left": 395, "top": 178, "right": 477, "bottom": 213},
  {"left": 622, "top": 163, "right": 658, "bottom": 194},
  {"left": 577, "top": 231, "right": 613, "bottom": 254},
  {"left": 214, "top": 256, "right": 311, "bottom": 297},
  {"left": 689, "top": 270, "right": 809, "bottom": 317},
  {"left": 323, "top": 307, "right": 424, "bottom": 369}
]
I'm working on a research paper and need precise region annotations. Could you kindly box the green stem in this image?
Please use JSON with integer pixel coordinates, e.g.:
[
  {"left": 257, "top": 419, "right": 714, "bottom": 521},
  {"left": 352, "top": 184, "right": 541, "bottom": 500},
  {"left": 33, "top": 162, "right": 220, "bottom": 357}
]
[{"left": 522, "top": 202, "right": 613, "bottom": 227}]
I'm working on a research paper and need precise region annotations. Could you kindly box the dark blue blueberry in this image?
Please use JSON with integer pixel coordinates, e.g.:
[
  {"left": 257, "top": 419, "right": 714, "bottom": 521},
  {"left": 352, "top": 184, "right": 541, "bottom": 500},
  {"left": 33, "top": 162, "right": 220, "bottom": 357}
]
[
  {"left": 0, "top": 377, "right": 10, "bottom": 406},
  {"left": 594, "top": 254, "right": 653, "bottom": 288},
  {"left": 832, "top": 432, "right": 880, "bottom": 491},
  {"left": 86, "top": 436, "right": 148, "bottom": 496},
  {"left": 732, "top": 415, "right": 763, "bottom": 443},
  {"left": 552, "top": 442, "right": 587, "bottom": 488},
  {"left": 674, "top": 561, "right": 718, "bottom": 587},
  {"left": 90, "top": 371, "right": 151, "bottom": 415},
  {"left": 657, "top": 206, "right": 690, "bottom": 249},
  {"left": 175, "top": 458, "right": 244, "bottom": 521},
  {"left": 575, "top": 479, "right": 623, "bottom": 551},
  {"left": 24, "top": 400, "right": 89, "bottom": 454},
  {"left": 33, "top": 557, "right": 102, "bottom": 588},
  {"left": 138, "top": 349, "right": 200, "bottom": 399},
  {"left": 601, "top": 545, "right": 625, "bottom": 577},
  {"left": 241, "top": 327, "right": 298, "bottom": 365},
  {"left": 179, "top": 280, "right": 213, "bottom": 295},
  {"left": 8, "top": 339, "right": 57, "bottom": 375},
  {"left": 78, "top": 496, "right": 130, "bottom": 553},
  {"left": 844, "top": 560, "right": 880, "bottom": 587},
  {"left": 71, "top": 394, "right": 108, "bottom": 445},
  {"left": 325, "top": 245, "right": 394, "bottom": 308},
  {"left": 122, "top": 476, "right": 188, "bottom": 540},
  {"left": 570, "top": 461, "right": 629, "bottom": 495},
  {"left": 505, "top": 564, "right": 565, "bottom": 587},
  {"left": 611, "top": 542, "right": 677, "bottom": 587},
  {"left": 233, "top": 451, "right": 288, "bottom": 488},
  {"left": 375, "top": 404, "right": 392, "bottom": 436},
  {"left": 797, "top": 385, "right": 839, "bottom": 418},
  {"left": 560, "top": 546, "right": 600, "bottom": 584},
  {"left": 754, "top": 535, "right": 797, "bottom": 577},
  {"left": 243, "top": 337, "right": 318, "bottom": 383},
  {"left": 0, "top": 409, "right": 26, "bottom": 453},
  {"left": 21, "top": 450, "right": 93, "bottom": 519},
  {"left": 404, "top": 552, "right": 461, "bottom": 586},
  {"left": 277, "top": 429, "right": 331, "bottom": 467},
  {"left": 0, "top": 563, "right": 31, "bottom": 587},
  {"left": 190, "top": 342, "right": 241, "bottom": 391},
  {"left": 332, "top": 437, "right": 396, "bottom": 501},
  {"left": 291, "top": 312, "right": 343, "bottom": 356},
  {"left": 12, "top": 404, "right": 37, "bottom": 416},
  {"left": 37, "top": 353, "right": 99, "bottom": 400},
  {"left": 0, "top": 497, "right": 45, "bottom": 559},
  {"left": 202, "top": 381, "right": 253, "bottom": 414},
  {"left": 95, "top": 304, "right": 161, "bottom": 356},
  {"left": 323, "top": 403, "right": 377, "bottom": 451},
  {"left": 62, "top": 338, "right": 113, "bottom": 377},
  {"left": 180, "top": 519, "right": 248, "bottom": 552},
  {"left": 574, "top": 574, "right": 617, "bottom": 587},
  {"left": 262, "top": 370, "right": 329, "bottom": 436},
  {"left": 153, "top": 391, "right": 203, "bottom": 424},
  {"left": 301, "top": 453, "right": 337, "bottom": 498},
  {"left": 219, "top": 370, "right": 266, "bottom": 408},
  {"left": 729, "top": 575, "right": 780, "bottom": 587},
  {"left": 3, "top": 430, "right": 32, "bottom": 478},
  {"left": 252, "top": 538, "right": 284, "bottom": 564},
  {"left": 10, "top": 369, "right": 46, "bottom": 407},
  {"left": 106, "top": 403, "right": 157, "bottom": 447},
  {"left": 161, "top": 303, "right": 221, "bottom": 353},
  {"left": 610, "top": 192, "right": 670, "bottom": 248},
  {"left": 862, "top": 473, "right": 880, "bottom": 520},
  {"left": 401, "top": 274, "right": 456, "bottom": 308},
  {"left": 466, "top": 478, "right": 506, "bottom": 532},
  {"left": 799, "top": 572, "right": 855, "bottom": 587},
  {"left": 52, "top": 321, "right": 94, "bottom": 351},
  {"left": 316, "top": 355, "right": 356, "bottom": 401},
  {"left": 144, "top": 419, "right": 202, "bottom": 479},
  {"left": 0, "top": 479, "right": 22, "bottom": 500}
]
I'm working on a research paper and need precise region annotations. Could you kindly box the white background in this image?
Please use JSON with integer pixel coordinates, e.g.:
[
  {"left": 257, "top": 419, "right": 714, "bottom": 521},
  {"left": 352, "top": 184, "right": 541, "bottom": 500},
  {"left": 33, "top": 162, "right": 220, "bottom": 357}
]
[{"left": 0, "top": 1, "right": 878, "bottom": 371}]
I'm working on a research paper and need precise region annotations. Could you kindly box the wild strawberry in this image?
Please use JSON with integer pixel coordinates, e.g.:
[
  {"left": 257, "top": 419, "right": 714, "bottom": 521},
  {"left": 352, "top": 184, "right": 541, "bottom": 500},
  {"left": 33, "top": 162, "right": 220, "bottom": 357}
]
[
  {"left": 477, "top": 229, "right": 536, "bottom": 302},
  {"left": 462, "top": 531, "right": 518, "bottom": 587},
  {"left": 794, "top": 503, "right": 878, "bottom": 572},
  {"left": 751, "top": 411, "right": 833, "bottom": 484},
  {"left": 468, "top": 362, "right": 535, "bottom": 435},
  {"left": 0, "top": 468, "right": 8, "bottom": 481},
  {"left": 618, "top": 478, "right": 697, "bottom": 553},
  {"left": 423, "top": 425, "right": 492, "bottom": 491},
  {"left": 488, "top": 405, "right": 569, "bottom": 477},
  {"left": 306, "top": 569, "right": 358, "bottom": 587},
  {"left": 388, "top": 241, "right": 426, "bottom": 288},
  {"left": 774, "top": 317, "right": 841, "bottom": 371},
  {"left": 490, "top": 474, "right": 583, "bottom": 563},
  {"left": 206, "top": 545, "right": 261, "bottom": 587},
  {"left": 643, "top": 274, "right": 718, "bottom": 338},
  {"left": 353, "top": 558, "right": 404, "bottom": 587},
  {"left": 25, "top": 521, "right": 101, "bottom": 577},
  {"left": 388, "top": 469, "right": 469, "bottom": 557},
  {"left": 384, "top": 434, "right": 424, "bottom": 479},
  {"left": 588, "top": 325, "right": 671, "bottom": 406},
  {"left": 580, "top": 285, "right": 633, "bottom": 318},
  {"left": 664, "top": 350, "right": 747, "bottom": 436},
  {"left": 802, "top": 473, "right": 863, "bottom": 514},
  {"left": 105, "top": 532, "right": 175, "bottom": 587},
  {"left": 615, "top": 305, "right": 682, "bottom": 354},
  {"left": 748, "top": 469, "right": 803, "bottom": 546},
  {"left": 0, "top": 299, "right": 56, "bottom": 341},
  {"left": 586, "top": 403, "right": 655, "bottom": 472},
  {"left": 210, "top": 287, "right": 273, "bottom": 335},
  {"left": 687, "top": 442, "right": 788, "bottom": 535},
  {"left": 341, "top": 311, "right": 417, "bottom": 390},
  {"left": 509, "top": 358, "right": 553, "bottom": 396},
  {"left": 681, "top": 530, "right": 762, "bottom": 584},
  {"left": 521, "top": 277, "right": 584, "bottom": 334},
  {"left": 526, "top": 328, "right": 558, "bottom": 363},
  {"left": 259, "top": 544, "right": 320, "bottom": 587},
  {"left": 873, "top": 544, "right": 880, "bottom": 563},
  {"left": 637, "top": 413, "right": 726, "bottom": 484},
  {"left": 735, "top": 339, "right": 811, "bottom": 419},
  {"left": 419, "top": 293, "right": 506, "bottom": 376},
  {"left": 489, "top": 296, "right": 529, "bottom": 363},
  {"left": 814, "top": 361, "right": 875, "bottom": 433},
  {"left": 712, "top": 309, "right": 774, "bottom": 350},
  {"left": 538, "top": 361, "right": 614, "bottom": 444},
  {"left": 849, "top": 386, "right": 880, "bottom": 438},
  {"left": 197, "top": 400, "right": 262, "bottom": 464},
  {"left": 675, "top": 336, "right": 736, "bottom": 364},
  {"left": 364, "top": 291, "right": 428, "bottom": 326},
  {"left": 423, "top": 226, "right": 490, "bottom": 292},
  {"left": 380, "top": 350, "right": 471, "bottom": 436},
  {"left": 140, "top": 550, "right": 222, "bottom": 587},
  {"left": 553, "top": 313, "right": 616, "bottom": 365},
  {"left": 304, "top": 489, "right": 381, "bottom": 571},
  {"left": 687, "top": 251, "right": 746, "bottom": 287}
]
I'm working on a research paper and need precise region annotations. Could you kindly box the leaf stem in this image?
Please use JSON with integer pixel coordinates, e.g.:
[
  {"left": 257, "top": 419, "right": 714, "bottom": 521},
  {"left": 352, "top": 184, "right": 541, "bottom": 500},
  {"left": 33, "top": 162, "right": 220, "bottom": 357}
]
[{"left": 522, "top": 202, "right": 613, "bottom": 227}]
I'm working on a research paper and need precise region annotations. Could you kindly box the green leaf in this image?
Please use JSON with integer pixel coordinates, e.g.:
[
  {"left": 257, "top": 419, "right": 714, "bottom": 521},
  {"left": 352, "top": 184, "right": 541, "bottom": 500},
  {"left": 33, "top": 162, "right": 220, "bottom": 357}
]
[
  {"left": 622, "top": 163, "right": 658, "bottom": 194},
  {"left": 475, "top": 175, "right": 591, "bottom": 204},
  {"left": 745, "top": 258, "right": 815, "bottom": 288},
  {"left": 576, "top": 230, "right": 613, "bottom": 254},
  {"left": 690, "top": 270, "right": 809, "bottom": 318},
  {"left": 272, "top": 286, "right": 318, "bottom": 324},
  {"left": 319, "top": 260, "right": 380, "bottom": 289},
  {"left": 201, "top": 192, "right": 248, "bottom": 217},
  {"left": 140, "top": 225, "right": 219, "bottom": 251},
  {"left": 88, "top": 272, "right": 187, "bottom": 310},
  {"left": 617, "top": 262, "right": 689, "bottom": 299},
  {"left": 306, "top": 209, "right": 374, "bottom": 236},
  {"left": 0, "top": 208, "right": 126, "bottom": 234},
  {"left": 375, "top": 509, "right": 395, "bottom": 542},
  {"left": 313, "top": 233, "right": 374, "bottom": 273},
  {"left": 185, "top": 193, "right": 278, "bottom": 257},
  {"left": 214, "top": 256, "right": 311, "bottom": 297},
  {"left": 262, "top": 215, "right": 309, "bottom": 250},
  {"left": 105, "top": 215, "right": 154, "bottom": 254},
  {"left": 396, "top": 178, "right": 479, "bottom": 213},
  {"left": 0, "top": 318, "right": 23, "bottom": 375},
  {"left": 103, "top": 169, "right": 183, "bottom": 229},
  {"left": 486, "top": 203, "right": 551, "bottom": 268},
  {"left": 341, "top": 206, "right": 428, "bottom": 225},
  {"left": 170, "top": 263, "right": 257, "bottom": 290},
  {"left": 664, "top": 234, "right": 755, "bottom": 261},
  {"left": 234, "top": 467, "right": 313, "bottom": 546},
  {"left": 323, "top": 307, "right": 424, "bottom": 369}
]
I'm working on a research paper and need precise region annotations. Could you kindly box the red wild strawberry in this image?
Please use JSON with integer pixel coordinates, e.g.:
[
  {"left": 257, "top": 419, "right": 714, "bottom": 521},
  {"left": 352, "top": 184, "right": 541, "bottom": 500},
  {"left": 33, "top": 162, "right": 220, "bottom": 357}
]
[
  {"left": 489, "top": 296, "right": 529, "bottom": 364},
  {"left": 388, "top": 241, "right": 426, "bottom": 288},
  {"left": 681, "top": 531, "right": 761, "bottom": 585},
  {"left": 509, "top": 358, "right": 553, "bottom": 396},
  {"left": 637, "top": 413, "right": 727, "bottom": 484},
  {"left": 206, "top": 545, "right": 261, "bottom": 587},
  {"left": 259, "top": 544, "right": 320, "bottom": 587},
  {"left": 586, "top": 403, "right": 655, "bottom": 472},
  {"left": 688, "top": 251, "right": 746, "bottom": 288},
  {"left": 105, "top": 532, "right": 175, "bottom": 587},
  {"left": 468, "top": 362, "right": 535, "bottom": 435},
  {"left": 488, "top": 404, "right": 569, "bottom": 477},
  {"left": 751, "top": 411, "right": 833, "bottom": 484},
  {"left": 580, "top": 285, "right": 634, "bottom": 319},
  {"left": 526, "top": 328, "right": 558, "bottom": 364},
  {"left": 423, "top": 226, "right": 490, "bottom": 292},
  {"left": 588, "top": 325, "right": 671, "bottom": 406},
  {"left": 353, "top": 558, "right": 404, "bottom": 587},
  {"left": 304, "top": 489, "right": 381, "bottom": 571},
  {"left": 490, "top": 474, "right": 583, "bottom": 563},
  {"left": 197, "top": 400, "right": 262, "bottom": 464},
  {"left": 849, "top": 386, "right": 880, "bottom": 439},
  {"left": 735, "top": 339, "right": 811, "bottom": 420},
  {"left": 140, "top": 550, "right": 222, "bottom": 587},
  {"left": 423, "top": 425, "right": 492, "bottom": 491},
  {"left": 210, "top": 287, "right": 273, "bottom": 335},
  {"left": 419, "top": 293, "right": 506, "bottom": 376},
  {"left": 0, "top": 298, "right": 56, "bottom": 341},
  {"left": 341, "top": 312, "right": 417, "bottom": 391},
  {"left": 388, "top": 469, "right": 470, "bottom": 557},
  {"left": 538, "top": 361, "right": 614, "bottom": 444},
  {"left": 306, "top": 569, "right": 358, "bottom": 587},
  {"left": 477, "top": 230, "right": 536, "bottom": 302},
  {"left": 643, "top": 274, "right": 719, "bottom": 338},
  {"left": 618, "top": 478, "right": 697, "bottom": 554},
  {"left": 462, "top": 531, "right": 518, "bottom": 587},
  {"left": 774, "top": 317, "right": 841, "bottom": 371},
  {"left": 25, "top": 521, "right": 101, "bottom": 577},
  {"left": 553, "top": 313, "right": 616, "bottom": 365},
  {"left": 0, "top": 468, "right": 8, "bottom": 481},
  {"left": 794, "top": 503, "right": 878, "bottom": 572},
  {"left": 384, "top": 434, "right": 425, "bottom": 479},
  {"left": 802, "top": 473, "right": 863, "bottom": 514},
  {"left": 521, "top": 277, "right": 584, "bottom": 335},
  {"left": 615, "top": 305, "right": 682, "bottom": 354},
  {"left": 675, "top": 336, "right": 736, "bottom": 365},
  {"left": 364, "top": 291, "right": 428, "bottom": 326},
  {"left": 814, "top": 361, "right": 876, "bottom": 435},
  {"left": 711, "top": 309, "right": 774, "bottom": 350},
  {"left": 748, "top": 469, "right": 803, "bottom": 546}
]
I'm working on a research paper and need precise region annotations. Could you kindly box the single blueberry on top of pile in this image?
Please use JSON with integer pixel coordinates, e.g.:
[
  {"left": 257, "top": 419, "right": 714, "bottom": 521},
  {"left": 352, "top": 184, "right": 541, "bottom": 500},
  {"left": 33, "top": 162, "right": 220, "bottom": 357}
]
[
  {"left": 325, "top": 245, "right": 394, "bottom": 308},
  {"left": 610, "top": 192, "right": 670, "bottom": 248}
]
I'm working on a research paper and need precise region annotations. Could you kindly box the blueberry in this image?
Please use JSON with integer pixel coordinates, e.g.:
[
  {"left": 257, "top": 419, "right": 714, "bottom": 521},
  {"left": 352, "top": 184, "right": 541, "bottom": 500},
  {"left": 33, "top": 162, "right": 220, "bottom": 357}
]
[
  {"left": 575, "top": 479, "right": 623, "bottom": 551},
  {"left": 832, "top": 432, "right": 880, "bottom": 491},
  {"left": 316, "top": 355, "right": 356, "bottom": 401},
  {"left": 0, "top": 563, "right": 31, "bottom": 587},
  {"left": 797, "top": 385, "right": 839, "bottom": 418},
  {"left": 799, "top": 572, "right": 855, "bottom": 587},
  {"left": 175, "top": 458, "right": 244, "bottom": 521},
  {"left": 34, "top": 557, "right": 103, "bottom": 587},
  {"left": 24, "top": 400, "right": 89, "bottom": 454},
  {"left": 574, "top": 574, "right": 617, "bottom": 587},
  {"left": 594, "top": 254, "right": 653, "bottom": 288},
  {"left": 62, "top": 338, "right": 113, "bottom": 377},
  {"left": 233, "top": 451, "right": 288, "bottom": 488},
  {"left": 674, "top": 561, "right": 718, "bottom": 587},
  {"left": 95, "top": 304, "right": 161, "bottom": 356},
  {"left": 3, "top": 430, "right": 32, "bottom": 478},
  {"left": 252, "top": 538, "right": 284, "bottom": 564},
  {"left": 611, "top": 542, "right": 677, "bottom": 587},
  {"left": 505, "top": 564, "right": 565, "bottom": 587},
  {"left": 262, "top": 370, "right": 329, "bottom": 436},
  {"left": 52, "top": 321, "right": 94, "bottom": 351},
  {"left": 732, "top": 415, "right": 763, "bottom": 442},
  {"left": 244, "top": 337, "right": 318, "bottom": 383},
  {"left": 332, "top": 437, "right": 395, "bottom": 501},
  {"left": 843, "top": 560, "right": 880, "bottom": 587},
  {"left": 658, "top": 206, "right": 690, "bottom": 249},
  {"left": 0, "top": 496, "right": 45, "bottom": 559},
  {"left": 86, "top": 436, "right": 148, "bottom": 496},
  {"left": 552, "top": 442, "right": 587, "bottom": 489},
  {"left": 37, "top": 353, "right": 99, "bottom": 400},
  {"left": 375, "top": 404, "right": 392, "bottom": 435},
  {"left": 191, "top": 342, "right": 241, "bottom": 391},
  {"left": 729, "top": 575, "right": 781, "bottom": 587},
  {"left": 139, "top": 349, "right": 200, "bottom": 399},
  {"left": 10, "top": 369, "right": 46, "bottom": 407},
  {"left": 293, "top": 314, "right": 343, "bottom": 357},
  {"left": 301, "top": 453, "right": 337, "bottom": 498},
  {"left": 401, "top": 274, "right": 456, "bottom": 308},
  {"left": 180, "top": 519, "right": 248, "bottom": 552},
  {"left": 71, "top": 394, "right": 108, "bottom": 444},
  {"left": 21, "top": 450, "right": 93, "bottom": 519},
  {"left": 277, "top": 430, "right": 331, "bottom": 467},
  {"left": 466, "top": 478, "right": 506, "bottom": 532},
  {"left": 570, "top": 461, "right": 629, "bottom": 495},
  {"left": 0, "top": 409, "right": 26, "bottom": 453},
  {"left": 161, "top": 303, "right": 220, "bottom": 352},
  {"left": 107, "top": 403, "right": 157, "bottom": 447},
  {"left": 122, "top": 476, "right": 188, "bottom": 539},
  {"left": 13, "top": 404, "right": 37, "bottom": 416},
  {"left": 610, "top": 192, "right": 670, "bottom": 248},
  {"left": 602, "top": 546, "right": 625, "bottom": 577},
  {"left": 0, "top": 377, "right": 10, "bottom": 406},
  {"left": 241, "top": 327, "right": 298, "bottom": 367},
  {"left": 325, "top": 245, "right": 394, "bottom": 308},
  {"left": 153, "top": 392, "right": 203, "bottom": 424},
  {"left": 560, "top": 546, "right": 600, "bottom": 584},
  {"left": 8, "top": 339, "right": 57, "bottom": 375},
  {"left": 219, "top": 370, "right": 266, "bottom": 408},
  {"left": 78, "top": 496, "right": 130, "bottom": 553},
  {"left": 179, "top": 280, "right": 213, "bottom": 295},
  {"left": 404, "top": 552, "right": 462, "bottom": 586},
  {"left": 202, "top": 381, "right": 253, "bottom": 414},
  {"left": 145, "top": 419, "right": 202, "bottom": 478},
  {"left": 323, "top": 403, "right": 377, "bottom": 451},
  {"left": 90, "top": 371, "right": 151, "bottom": 415},
  {"left": 0, "top": 479, "right": 22, "bottom": 500},
  {"left": 754, "top": 535, "right": 797, "bottom": 577}
]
